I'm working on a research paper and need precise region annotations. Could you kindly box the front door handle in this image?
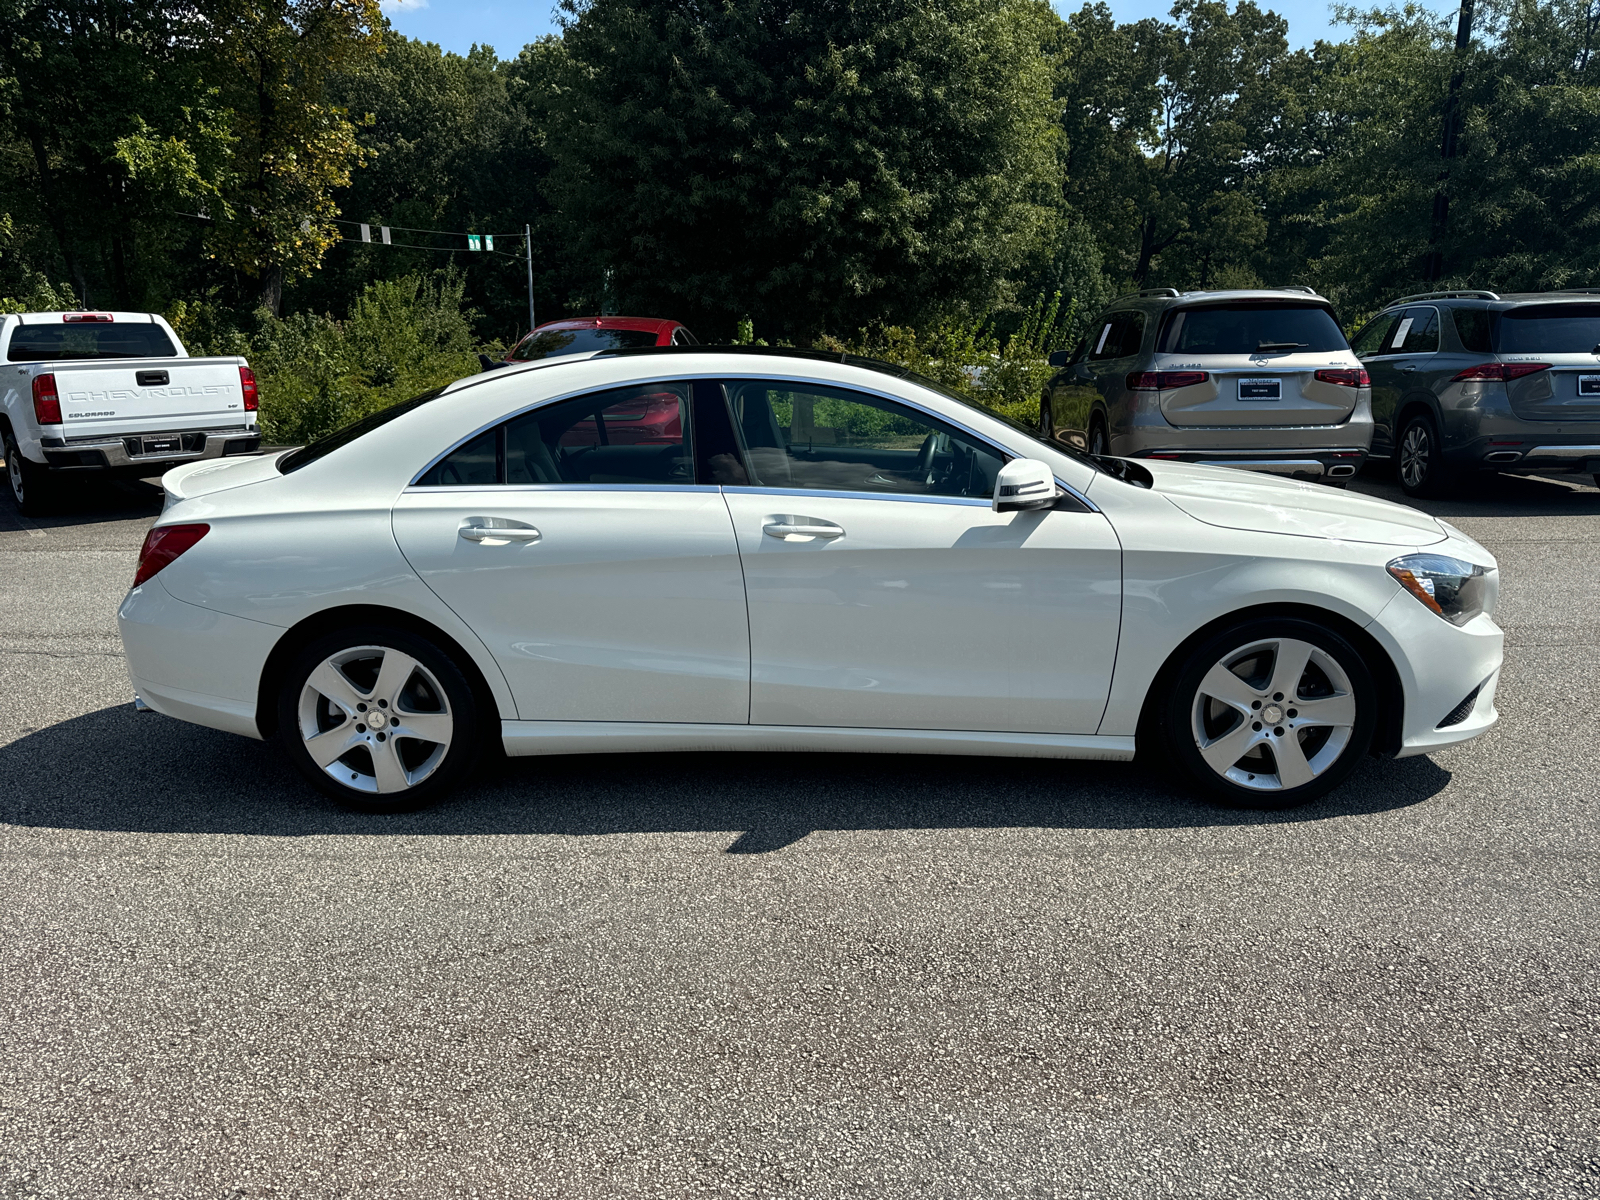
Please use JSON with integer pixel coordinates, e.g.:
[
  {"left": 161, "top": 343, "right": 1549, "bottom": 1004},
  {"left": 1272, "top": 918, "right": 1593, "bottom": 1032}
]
[
  {"left": 763, "top": 518, "right": 845, "bottom": 541},
  {"left": 460, "top": 520, "right": 541, "bottom": 544},
  {"left": 1398, "top": 365, "right": 1418, "bottom": 373}
]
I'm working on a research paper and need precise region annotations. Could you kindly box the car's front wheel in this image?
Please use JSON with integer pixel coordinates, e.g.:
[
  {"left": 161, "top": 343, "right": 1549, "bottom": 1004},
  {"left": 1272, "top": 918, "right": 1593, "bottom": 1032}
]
[
  {"left": 1161, "top": 618, "right": 1378, "bottom": 809},
  {"left": 277, "top": 625, "right": 485, "bottom": 812}
]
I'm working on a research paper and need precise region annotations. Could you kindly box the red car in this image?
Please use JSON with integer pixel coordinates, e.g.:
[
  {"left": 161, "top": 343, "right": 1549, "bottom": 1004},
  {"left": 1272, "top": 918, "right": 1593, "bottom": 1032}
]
[
  {"left": 499, "top": 317, "right": 697, "bottom": 450},
  {"left": 505, "top": 316, "right": 697, "bottom": 364}
]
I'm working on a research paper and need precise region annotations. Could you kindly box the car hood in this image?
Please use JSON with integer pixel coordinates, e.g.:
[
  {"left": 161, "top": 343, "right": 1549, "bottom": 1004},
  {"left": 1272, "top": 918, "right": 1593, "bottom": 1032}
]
[
  {"left": 161, "top": 451, "right": 288, "bottom": 510},
  {"left": 1140, "top": 461, "right": 1448, "bottom": 546}
]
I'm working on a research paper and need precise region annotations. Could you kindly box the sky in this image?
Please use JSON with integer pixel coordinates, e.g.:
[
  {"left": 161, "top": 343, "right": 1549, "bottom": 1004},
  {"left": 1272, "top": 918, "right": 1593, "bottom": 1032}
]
[{"left": 379, "top": 0, "right": 1427, "bottom": 57}]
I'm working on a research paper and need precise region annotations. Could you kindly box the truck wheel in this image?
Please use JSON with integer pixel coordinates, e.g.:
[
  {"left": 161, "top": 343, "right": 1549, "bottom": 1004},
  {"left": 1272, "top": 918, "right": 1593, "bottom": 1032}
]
[{"left": 3, "top": 429, "right": 54, "bottom": 517}]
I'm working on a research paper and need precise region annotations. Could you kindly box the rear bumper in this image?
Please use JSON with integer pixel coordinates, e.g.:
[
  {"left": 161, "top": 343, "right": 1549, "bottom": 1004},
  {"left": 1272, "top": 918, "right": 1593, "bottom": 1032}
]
[
  {"left": 1131, "top": 446, "right": 1369, "bottom": 481},
  {"left": 40, "top": 426, "right": 260, "bottom": 473},
  {"left": 1451, "top": 438, "right": 1600, "bottom": 473}
]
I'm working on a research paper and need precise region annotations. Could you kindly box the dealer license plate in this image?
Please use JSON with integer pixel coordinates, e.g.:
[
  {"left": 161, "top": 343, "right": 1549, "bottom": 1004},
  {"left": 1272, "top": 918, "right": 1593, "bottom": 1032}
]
[
  {"left": 1578, "top": 374, "right": 1600, "bottom": 396},
  {"left": 141, "top": 435, "right": 181, "bottom": 455},
  {"left": 1238, "top": 377, "right": 1281, "bottom": 401}
]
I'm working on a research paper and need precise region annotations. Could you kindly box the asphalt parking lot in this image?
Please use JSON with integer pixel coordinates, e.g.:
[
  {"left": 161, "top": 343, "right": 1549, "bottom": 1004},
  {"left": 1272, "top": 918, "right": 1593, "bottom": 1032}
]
[{"left": 2, "top": 468, "right": 1598, "bottom": 1199}]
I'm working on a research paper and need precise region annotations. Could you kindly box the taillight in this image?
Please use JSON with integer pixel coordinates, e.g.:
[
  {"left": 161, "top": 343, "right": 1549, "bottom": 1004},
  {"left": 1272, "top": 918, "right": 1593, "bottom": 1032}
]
[
  {"left": 31, "top": 374, "right": 62, "bottom": 424},
  {"left": 133, "top": 524, "right": 210, "bottom": 588},
  {"left": 1315, "top": 368, "right": 1371, "bottom": 388},
  {"left": 1126, "top": 371, "right": 1209, "bottom": 390},
  {"left": 1451, "top": 362, "right": 1551, "bottom": 382},
  {"left": 239, "top": 366, "right": 258, "bottom": 412},
  {"left": 63, "top": 312, "right": 113, "bottom": 323}
]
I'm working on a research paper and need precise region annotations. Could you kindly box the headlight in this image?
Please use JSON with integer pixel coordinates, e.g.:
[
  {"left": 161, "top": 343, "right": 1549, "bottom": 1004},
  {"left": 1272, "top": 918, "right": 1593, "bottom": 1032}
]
[{"left": 1387, "top": 554, "right": 1496, "bottom": 625}]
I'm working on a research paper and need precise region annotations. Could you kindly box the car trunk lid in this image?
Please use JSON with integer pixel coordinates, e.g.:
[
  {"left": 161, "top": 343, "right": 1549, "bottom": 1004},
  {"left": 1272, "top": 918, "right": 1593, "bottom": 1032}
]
[
  {"left": 49, "top": 358, "right": 251, "bottom": 439},
  {"left": 1154, "top": 352, "right": 1362, "bottom": 427}
]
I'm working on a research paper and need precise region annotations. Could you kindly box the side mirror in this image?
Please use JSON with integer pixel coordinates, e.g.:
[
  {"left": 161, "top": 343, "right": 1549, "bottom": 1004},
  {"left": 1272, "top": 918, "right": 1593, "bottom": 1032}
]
[
  {"left": 993, "top": 458, "right": 1058, "bottom": 513},
  {"left": 1046, "top": 350, "right": 1073, "bottom": 369}
]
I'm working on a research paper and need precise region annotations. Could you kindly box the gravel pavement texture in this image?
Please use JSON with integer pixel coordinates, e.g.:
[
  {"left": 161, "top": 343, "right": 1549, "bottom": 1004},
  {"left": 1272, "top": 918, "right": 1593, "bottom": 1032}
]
[{"left": 0, "top": 469, "right": 1597, "bottom": 1199}]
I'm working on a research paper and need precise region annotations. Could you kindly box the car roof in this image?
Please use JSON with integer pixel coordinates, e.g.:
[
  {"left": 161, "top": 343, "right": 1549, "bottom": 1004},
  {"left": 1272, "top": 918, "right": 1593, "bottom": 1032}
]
[{"left": 530, "top": 316, "right": 681, "bottom": 334}]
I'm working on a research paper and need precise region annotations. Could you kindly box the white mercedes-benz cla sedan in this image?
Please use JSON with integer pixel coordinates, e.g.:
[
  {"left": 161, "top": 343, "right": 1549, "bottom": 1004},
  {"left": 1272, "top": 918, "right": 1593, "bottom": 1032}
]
[{"left": 117, "top": 348, "right": 1503, "bottom": 812}]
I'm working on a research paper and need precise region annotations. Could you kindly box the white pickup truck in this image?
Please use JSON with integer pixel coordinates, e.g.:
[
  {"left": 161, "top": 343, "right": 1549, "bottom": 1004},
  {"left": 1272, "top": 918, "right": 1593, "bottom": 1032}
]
[{"left": 0, "top": 310, "right": 261, "bottom": 516}]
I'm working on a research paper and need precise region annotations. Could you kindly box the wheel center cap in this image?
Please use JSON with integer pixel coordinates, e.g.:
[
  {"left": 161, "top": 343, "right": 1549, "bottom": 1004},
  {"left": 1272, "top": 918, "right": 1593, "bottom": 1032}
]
[
  {"left": 1261, "top": 703, "right": 1284, "bottom": 724},
  {"left": 366, "top": 711, "right": 386, "bottom": 730}
]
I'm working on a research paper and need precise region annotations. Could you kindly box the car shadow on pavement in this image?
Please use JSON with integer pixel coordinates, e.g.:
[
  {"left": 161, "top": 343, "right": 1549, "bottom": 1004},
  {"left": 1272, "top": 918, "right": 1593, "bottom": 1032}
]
[
  {"left": 1349, "top": 465, "right": 1599, "bottom": 518},
  {"left": 0, "top": 476, "right": 163, "bottom": 530},
  {"left": 0, "top": 705, "right": 1452, "bottom": 849}
]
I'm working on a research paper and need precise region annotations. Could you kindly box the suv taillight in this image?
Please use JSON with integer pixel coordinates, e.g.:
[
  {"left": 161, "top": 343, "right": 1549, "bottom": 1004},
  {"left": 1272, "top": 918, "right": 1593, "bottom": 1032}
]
[
  {"left": 1126, "top": 371, "right": 1209, "bottom": 391},
  {"left": 1451, "top": 362, "right": 1551, "bottom": 383},
  {"left": 31, "top": 374, "right": 62, "bottom": 424},
  {"left": 133, "top": 523, "right": 210, "bottom": 588},
  {"left": 1315, "top": 368, "right": 1370, "bottom": 388},
  {"left": 239, "top": 366, "right": 258, "bottom": 412}
]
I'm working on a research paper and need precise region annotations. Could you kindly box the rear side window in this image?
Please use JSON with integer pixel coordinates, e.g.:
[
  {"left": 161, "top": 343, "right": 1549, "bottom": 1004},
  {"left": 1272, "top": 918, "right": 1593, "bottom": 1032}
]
[
  {"left": 508, "top": 327, "right": 661, "bottom": 362},
  {"left": 1088, "top": 312, "right": 1145, "bottom": 360},
  {"left": 1452, "top": 308, "right": 1493, "bottom": 353},
  {"left": 1159, "top": 304, "right": 1347, "bottom": 354},
  {"left": 7, "top": 322, "right": 177, "bottom": 361},
  {"left": 1496, "top": 304, "right": 1600, "bottom": 353},
  {"left": 416, "top": 383, "right": 694, "bottom": 487},
  {"left": 1389, "top": 306, "right": 1440, "bottom": 354}
]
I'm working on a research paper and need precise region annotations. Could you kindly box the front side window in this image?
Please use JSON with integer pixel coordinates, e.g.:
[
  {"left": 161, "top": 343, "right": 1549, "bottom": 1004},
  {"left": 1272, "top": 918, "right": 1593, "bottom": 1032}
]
[
  {"left": 1350, "top": 313, "right": 1400, "bottom": 358},
  {"left": 1496, "top": 304, "right": 1600, "bottom": 353},
  {"left": 1158, "top": 304, "right": 1348, "bottom": 354},
  {"left": 508, "top": 326, "right": 662, "bottom": 362},
  {"left": 722, "top": 380, "right": 1005, "bottom": 499},
  {"left": 416, "top": 383, "right": 694, "bottom": 487}
]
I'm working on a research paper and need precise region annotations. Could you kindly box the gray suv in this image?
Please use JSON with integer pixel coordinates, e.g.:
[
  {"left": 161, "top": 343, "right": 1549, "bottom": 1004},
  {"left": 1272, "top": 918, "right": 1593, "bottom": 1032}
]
[
  {"left": 1350, "top": 289, "right": 1600, "bottom": 497},
  {"left": 1040, "top": 288, "right": 1373, "bottom": 483}
]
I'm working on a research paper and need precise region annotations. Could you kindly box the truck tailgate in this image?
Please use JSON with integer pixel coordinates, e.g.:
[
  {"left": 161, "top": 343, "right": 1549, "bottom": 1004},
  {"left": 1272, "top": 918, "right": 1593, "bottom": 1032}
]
[{"left": 53, "top": 358, "right": 249, "bottom": 439}]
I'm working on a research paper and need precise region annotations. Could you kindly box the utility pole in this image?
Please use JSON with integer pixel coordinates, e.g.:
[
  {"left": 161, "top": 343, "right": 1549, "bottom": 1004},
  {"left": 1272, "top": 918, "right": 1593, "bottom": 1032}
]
[
  {"left": 524, "top": 223, "right": 537, "bottom": 334},
  {"left": 1423, "top": 0, "right": 1476, "bottom": 282}
]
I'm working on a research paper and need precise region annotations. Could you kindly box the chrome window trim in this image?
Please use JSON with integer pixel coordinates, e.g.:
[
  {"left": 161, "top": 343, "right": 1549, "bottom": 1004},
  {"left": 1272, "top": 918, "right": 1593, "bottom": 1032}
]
[
  {"left": 720, "top": 486, "right": 992, "bottom": 509},
  {"left": 402, "top": 482, "right": 721, "bottom": 495},
  {"left": 405, "top": 366, "right": 1099, "bottom": 512}
]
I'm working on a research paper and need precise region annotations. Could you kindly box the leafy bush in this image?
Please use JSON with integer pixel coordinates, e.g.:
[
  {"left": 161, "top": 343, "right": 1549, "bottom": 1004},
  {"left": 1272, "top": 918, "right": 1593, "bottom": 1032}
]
[
  {"left": 169, "top": 270, "right": 490, "bottom": 445},
  {"left": 816, "top": 293, "right": 1077, "bottom": 427}
]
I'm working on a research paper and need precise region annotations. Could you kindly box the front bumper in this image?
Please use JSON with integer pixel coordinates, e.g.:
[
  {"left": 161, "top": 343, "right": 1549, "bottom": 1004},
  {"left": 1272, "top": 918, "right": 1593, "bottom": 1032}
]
[
  {"left": 1364, "top": 590, "right": 1504, "bottom": 757},
  {"left": 40, "top": 425, "right": 261, "bottom": 473}
]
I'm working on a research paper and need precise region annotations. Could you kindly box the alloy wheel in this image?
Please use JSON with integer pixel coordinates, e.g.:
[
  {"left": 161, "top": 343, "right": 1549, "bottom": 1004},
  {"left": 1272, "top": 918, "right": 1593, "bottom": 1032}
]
[
  {"left": 1399, "top": 422, "right": 1431, "bottom": 490},
  {"left": 296, "top": 645, "right": 455, "bottom": 794},
  {"left": 1189, "top": 636, "right": 1357, "bottom": 792}
]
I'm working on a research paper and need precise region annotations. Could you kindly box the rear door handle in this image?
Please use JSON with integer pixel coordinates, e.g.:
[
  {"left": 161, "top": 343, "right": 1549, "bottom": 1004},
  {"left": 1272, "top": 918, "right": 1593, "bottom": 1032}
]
[
  {"left": 764, "top": 518, "right": 845, "bottom": 541},
  {"left": 459, "top": 520, "right": 541, "bottom": 544}
]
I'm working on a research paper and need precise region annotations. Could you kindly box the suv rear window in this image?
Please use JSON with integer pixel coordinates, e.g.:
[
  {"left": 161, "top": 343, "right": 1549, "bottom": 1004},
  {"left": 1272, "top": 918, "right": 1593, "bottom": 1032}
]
[
  {"left": 1158, "top": 304, "right": 1347, "bottom": 355},
  {"left": 1496, "top": 304, "right": 1600, "bottom": 354},
  {"left": 509, "top": 327, "right": 661, "bottom": 362},
  {"left": 7, "top": 322, "right": 177, "bottom": 361}
]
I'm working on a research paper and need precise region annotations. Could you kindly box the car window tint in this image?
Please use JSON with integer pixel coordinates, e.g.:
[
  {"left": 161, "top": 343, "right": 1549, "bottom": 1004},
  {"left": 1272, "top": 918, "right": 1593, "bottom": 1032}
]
[
  {"left": 508, "top": 327, "right": 661, "bottom": 362},
  {"left": 1389, "top": 306, "right": 1439, "bottom": 354},
  {"left": 1350, "top": 313, "right": 1398, "bottom": 358},
  {"left": 1116, "top": 312, "right": 1146, "bottom": 357},
  {"left": 415, "top": 427, "right": 498, "bottom": 487},
  {"left": 1452, "top": 308, "right": 1493, "bottom": 353},
  {"left": 1089, "top": 313, "right": 1140, "bottom": 361},
  {"left": 1495, "top": 304, "right": 1600, "bottom": 353},
  {"left": 1159, "top": 304, "right": 1348, "bottom": 354},
  {"left": 8, "top": 322, "right": 178, "bottom": 361},
  {"left": 723, "top": 380, "right": 1005, "bottom": 499}
]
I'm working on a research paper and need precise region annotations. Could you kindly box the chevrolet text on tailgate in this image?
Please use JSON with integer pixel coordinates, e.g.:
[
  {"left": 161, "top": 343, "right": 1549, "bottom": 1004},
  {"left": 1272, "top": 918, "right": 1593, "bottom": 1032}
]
[{"left": 0, "top": 310, "right": 261, "bottom": 516}]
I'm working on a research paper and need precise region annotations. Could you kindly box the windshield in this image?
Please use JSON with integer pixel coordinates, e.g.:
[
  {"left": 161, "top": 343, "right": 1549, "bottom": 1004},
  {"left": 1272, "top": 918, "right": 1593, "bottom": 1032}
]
[
  {"left": 277, "top": 388, "right": 447, "bottom": 474},
  {"left": 1157, "top": 304, "right": 1348, "bottom": 355},
  {"left": 8, "top": 322, "right": 177, "bottom": 361},
  {"left": 1496, "top": 304, "right": 1600, "bottom": 354},
  {"left": 509, "top": 327, "right": 661, "bottom": 362}
]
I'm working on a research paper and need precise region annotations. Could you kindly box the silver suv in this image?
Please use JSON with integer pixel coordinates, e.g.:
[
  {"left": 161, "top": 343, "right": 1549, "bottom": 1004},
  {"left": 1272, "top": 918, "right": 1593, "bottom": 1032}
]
[
  {"left": 1350, "top": 289, "right": 1600, "bottom": 497},
  {"left": 1040, "top": 287, "right": 1373, "bottom": 483}
]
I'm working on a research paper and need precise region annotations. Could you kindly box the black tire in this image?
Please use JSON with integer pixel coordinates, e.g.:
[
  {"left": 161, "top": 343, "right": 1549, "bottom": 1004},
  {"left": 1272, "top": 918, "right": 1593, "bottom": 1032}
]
[
  {"left": 1159, "top": 617, "right": 1378, "bottom": 810},
  {"left": 3, "top": 428, "right": 55, "bottom": 517},
  {"left": 276, "top": 624, "right": 486, "bottom": 813},
  {"left": 1396, "top": 410, "right": 1454, "bottom": 498},
  {"left": 1087, "top": 414, "right": 1109, "bottom": 457}
]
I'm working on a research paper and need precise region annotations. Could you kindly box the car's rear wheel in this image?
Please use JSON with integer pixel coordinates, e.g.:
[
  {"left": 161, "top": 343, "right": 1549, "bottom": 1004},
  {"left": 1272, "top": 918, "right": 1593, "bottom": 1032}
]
[
  {"left": 3, "top": 429, "right": 54, "bottom": 517},
  {"left": 1397, "top": 410, "right": 1453, "bottom": 498},
  {"left": 1087, "top": 414, "right": 1109, "bottom": 457},
  {"left": 277, "top": 625, "right": 484, "bottom": 812},
  {"left": 1161, "top": 618, "right": 1377, "bottom": 809}
]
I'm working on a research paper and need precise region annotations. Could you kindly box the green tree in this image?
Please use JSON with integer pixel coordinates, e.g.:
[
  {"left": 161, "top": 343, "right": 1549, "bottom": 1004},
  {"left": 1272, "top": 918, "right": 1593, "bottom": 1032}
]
[{"left": 541, "top": 0, "right": 1062, "bottom": 340}]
